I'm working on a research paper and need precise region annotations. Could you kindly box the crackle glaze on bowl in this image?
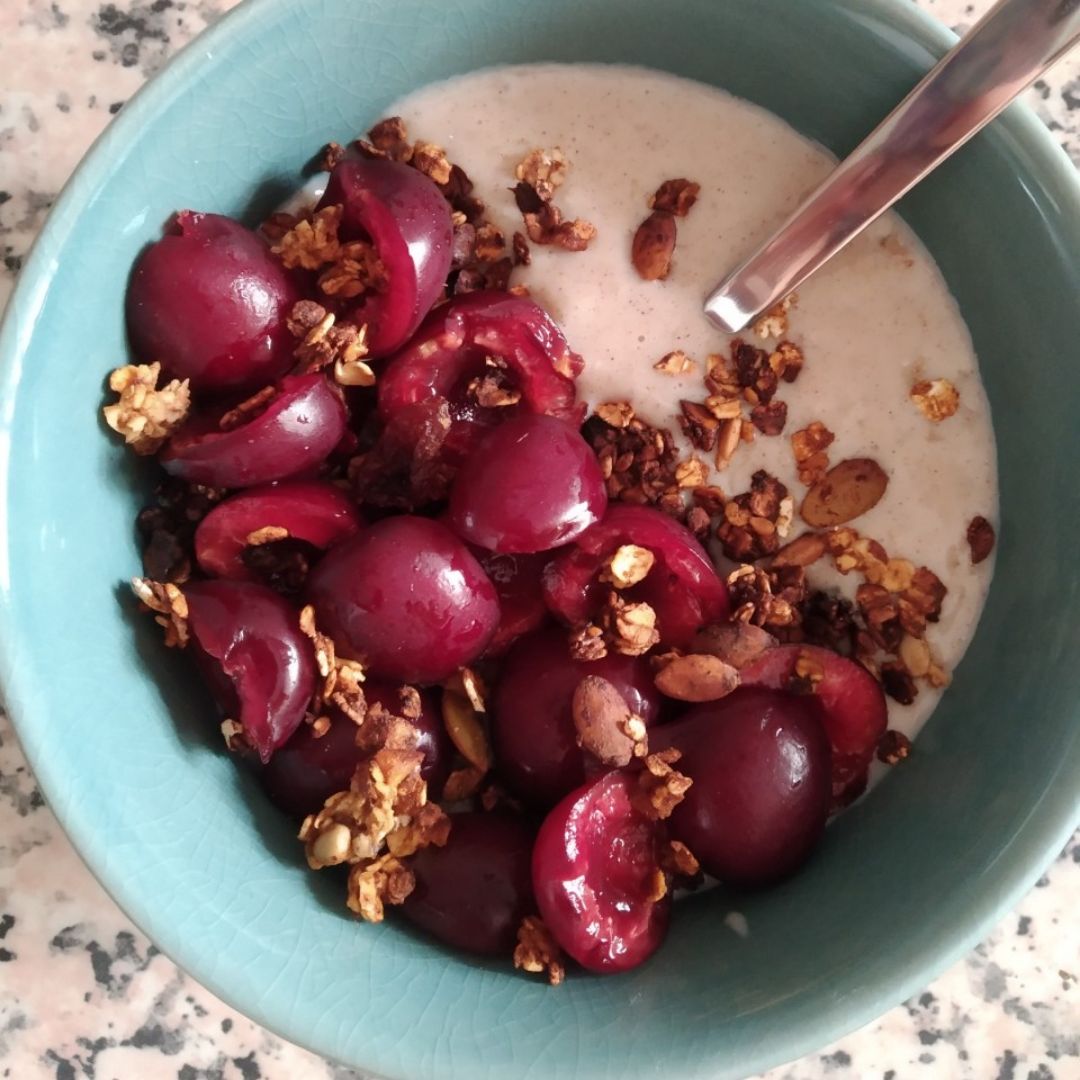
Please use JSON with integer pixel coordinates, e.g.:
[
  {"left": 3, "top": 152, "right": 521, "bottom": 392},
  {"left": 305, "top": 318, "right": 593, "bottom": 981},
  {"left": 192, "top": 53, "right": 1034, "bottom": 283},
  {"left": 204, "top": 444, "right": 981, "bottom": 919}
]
[{"left": 0, "top": 1, "right": 1077, "bottom": 1077}]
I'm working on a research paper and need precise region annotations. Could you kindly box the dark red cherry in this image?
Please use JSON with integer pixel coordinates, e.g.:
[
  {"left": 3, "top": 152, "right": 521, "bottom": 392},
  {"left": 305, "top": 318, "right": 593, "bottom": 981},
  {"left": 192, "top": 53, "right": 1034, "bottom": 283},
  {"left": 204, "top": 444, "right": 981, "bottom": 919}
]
[
  {"left": 741, "top": 644, "right": 888, "bottom": 807},
  {"left": 401, "top": 813, "right": 535, "bottom": 956},
  {"left": 533, "top": 771, "right": 670, "bottom": 973},
  {"left": 652, "top": 687, "right": 831, "bottom": 887},
  {"left": 378, "top": 291, "right": 584, "bottom": 466},
  {"left": 194, "top": 481, "right": 362, "bottom": 580},
  {"left": 183, "top": 579, "right": 315, "bottom": 763},
  {"left": 473, "top": 549, "right": 550, "bottom": 658},
  {"left": 543, "top": 504, "right": 729, "bottom": 649},
  {"left": 316, "top": 158, "right": 453, "bottom": 356},
  {"left": 126, "top": 211, "right": 300, "bottom": 395},
  {"left": 448, "top": 415, "right": 606, "bottom": 553},
  {"left": 492, "top": 625, "right": 663, "bottom": 806},
  {"left": 306, "top": 516, "right": 499, "bottom": 683},
  {"left": 260, "top": 682, "right": 449, "bottom": 817},
  {"left": 161, "top": 374, "right": 348, "bottom": 489}
]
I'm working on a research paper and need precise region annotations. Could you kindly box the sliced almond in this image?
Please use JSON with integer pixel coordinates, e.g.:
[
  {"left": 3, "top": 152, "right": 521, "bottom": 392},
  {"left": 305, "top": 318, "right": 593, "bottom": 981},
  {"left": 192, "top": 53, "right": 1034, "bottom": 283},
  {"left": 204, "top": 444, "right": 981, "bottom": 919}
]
[
  {"left": 572, "top": 676, "right": 640, "bottom": 766},
  {"left": 441, "top": 692, "right": 491, "bottom": 771},
  {"left": 800, "top": 458, "right": 888, "bottom": 528},
  {"left": 771, "top": 531, "right": 827, "bottom": 568},
  {"left": 653, "top": 653, "right": 740, "bottom": 702},
  {"left": 690, "top": 623, "right": 777, "bottom": 669}
]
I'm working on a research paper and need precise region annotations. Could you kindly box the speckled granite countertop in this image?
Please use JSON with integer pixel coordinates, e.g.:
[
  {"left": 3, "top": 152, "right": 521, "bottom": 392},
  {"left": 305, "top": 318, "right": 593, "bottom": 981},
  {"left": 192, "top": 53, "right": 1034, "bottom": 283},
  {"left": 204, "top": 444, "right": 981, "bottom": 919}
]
[{"left": 0, "top": 1, "right": 1077, "bottom": 1077}]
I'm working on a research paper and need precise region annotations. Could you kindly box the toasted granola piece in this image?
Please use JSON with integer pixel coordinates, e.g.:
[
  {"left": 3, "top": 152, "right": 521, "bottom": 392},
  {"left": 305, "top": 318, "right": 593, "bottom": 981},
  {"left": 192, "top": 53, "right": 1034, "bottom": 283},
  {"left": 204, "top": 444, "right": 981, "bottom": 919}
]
[
  {"left": 292, "top": 309, "right": 370, "bottom": 376},
  {"left": 317, "top": 239, "right": 387, "bottom": 300},
  {"left": 441, "top": 765, "right": 486, "bottom": 802},
  {"left": 631, "top": 210, "right": 676, "bottom": 280},
  {"left": 714, "top": 417, "right": 743, "bottom": 470},
  {"left": 791, "top": 421, "right": 835, "bottom": 486},
  {"left": 675, "top": 456, "right": 709, "bottom": 489},
  {"left": 317, "top": 141, "right": 345, "bottom": 171},
  {"left": 876, "top": 729, "right": 913, "bottom": 765},
  {"left": 568, "top": 623, "right": 608, "bottom": 662},
  {"left": 515, "top": 147, "right": 568, "bottom": 202},
  {"left": 910, "top": 378, "right": 959, "bottom": 422},
  {"left": 652, "top": 652, "right": 740, "bottom": 703},
  {"left": 385, "top": 802, "right": 451, "bottom": 858},
  {"left": 880, "top": 661, "right": 917, "bottom": 705},
  {"left": 716, "top": 470, "right": 789, "bottom": 562},
  {"left": 299, "top": 746, "right": 425, "bottom": 869},
  {"left": 648, "top": 178, "right": 700, "bottom": 217},
  {"left": 572, "top": 675, "right": 647, "bottom": 766},
  {"left": 441, "top": 690, "right": 492, "bottom": 772},
  {"left": 513, "top": 916, "right": 566, "bottom": 986},
  {"left": 751, "top": 294, "right": 795, "bottom": 340},
  {"left": 632, "top": 748, "right": 692, "bottom": 821},
  {"left": 103, "top": 363, "right": 191, "bottom": 456},
  {"left": 272, "top": 204, "right": 342, "bottom": 271},
  {"left": 653, "top": 350, "right": 696, "bottom": 376},
  {"left": 363, "top": 116, "right": 413, "bottom": 161},
  {"left": 218, "top": 385, "right": 276, "bottom": 432},
  {"left": 750, "top": 400, "right": 788, "bottom": 436},
  {"left": 411, "top": 140, "right": 452, "bottom": 185},
  {"left": 131, "top": 577, "right": 189, "bottom": 648},
  {"left": 511, "top": 231, "right": 531, "bottom": 266},
  {"left": 286, "top": 299, "right": 331, "bottom": 337},
  {"left": 966, "top": 515, "right": 996, "bottom": 564},
  {"left": 678, "top": 400, "right": 720, "bottom": 451},
  {"left": 601, "top": 594, "right": 660, "bottom": 657},
  {"left": 346, "top": 853, "right": 416, "bottom": 922},
  {"left": 596, "top": 401, "right": 635, "bottom": 429},
  {"left": 661, "top": 839, "right": 701, "bottom": 880},
  {"left": 769, "top": 340, "right": 804, "bottom": 383},
  {"left": 600, "top": 544, "right": 655, "bottom": 589},
  {"left": 298, "top": 603, "right": 367, "bottom": 719}
]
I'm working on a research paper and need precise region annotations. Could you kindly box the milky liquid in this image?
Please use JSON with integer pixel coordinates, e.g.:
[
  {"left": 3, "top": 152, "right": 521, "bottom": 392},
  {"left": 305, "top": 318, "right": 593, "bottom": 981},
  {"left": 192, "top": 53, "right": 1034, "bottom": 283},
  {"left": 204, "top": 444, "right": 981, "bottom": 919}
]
[{"left": 383, "top": 63, "right": 998, "bottom": 773}]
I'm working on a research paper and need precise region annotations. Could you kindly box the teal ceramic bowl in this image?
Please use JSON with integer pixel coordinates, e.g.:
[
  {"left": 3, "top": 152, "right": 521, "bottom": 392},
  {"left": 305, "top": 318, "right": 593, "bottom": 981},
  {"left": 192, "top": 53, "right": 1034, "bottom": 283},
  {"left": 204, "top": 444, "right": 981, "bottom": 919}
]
[{"left": 1, "top": 0, "right": 1078, "bottom": 1076}]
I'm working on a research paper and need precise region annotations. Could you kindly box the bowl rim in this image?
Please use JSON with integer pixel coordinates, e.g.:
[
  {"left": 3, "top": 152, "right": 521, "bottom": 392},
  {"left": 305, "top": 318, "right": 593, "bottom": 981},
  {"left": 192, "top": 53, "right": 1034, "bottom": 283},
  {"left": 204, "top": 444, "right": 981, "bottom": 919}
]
[{"left": 1, "top": 0, "right": 1078, "bottom": 1076}]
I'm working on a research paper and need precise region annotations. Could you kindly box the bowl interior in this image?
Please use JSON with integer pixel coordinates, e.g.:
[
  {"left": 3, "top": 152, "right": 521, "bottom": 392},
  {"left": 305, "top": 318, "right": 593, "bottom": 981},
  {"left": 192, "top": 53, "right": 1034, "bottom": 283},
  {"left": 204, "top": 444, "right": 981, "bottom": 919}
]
[{"left": 1, "top": 0, "right": 1078, "bottom": 1077}]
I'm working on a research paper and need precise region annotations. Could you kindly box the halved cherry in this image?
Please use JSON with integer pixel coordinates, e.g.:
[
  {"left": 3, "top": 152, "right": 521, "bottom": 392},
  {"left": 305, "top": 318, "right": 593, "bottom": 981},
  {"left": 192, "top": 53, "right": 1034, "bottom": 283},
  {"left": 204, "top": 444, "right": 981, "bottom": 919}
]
[
  {"left": 492, "top": 625, "right": 663, "bottom": 807},
  {"left": 184, "top": 579, "right": 315, "bottom": 763},
  {"left": 652, "top": 687, "right": 831, "bottom": 887},
  {"left": 161, "top": 374, "right": 348, "bottom": 489},
  {"left": 260, "top": 681, "right": 449, "bottom": 817},
  {"left": 740, "top": 643, "right": 888, "bottom": 807},
  {"left": 448, "top": 414, "right": 606, "bottom": 553},
  {"left": 316, "top": 157, "right": 453, "bottom": 356},
  {"left": 306, "top": 515, "right": 499, "bottom": 683},
  {"left": 377, "top": 291, "right": 585, "bottom": 466},
  {"left": 542, "top": 504, "right": 730, "bottom": 649},
  {"left": 402, "top": 812, "right": 535, "bottom": 956},
  {"left": 473, "top": 549, "right": 550, "bottom": 658},
  {"left": 194, "top": 481, "right": 362, "bottom": 580},
  {"left": 533, "top": 770, "right": 670, "bottom": 973},
  {"left": 126, "top": 211, "right": 300, "bottom": 395}
]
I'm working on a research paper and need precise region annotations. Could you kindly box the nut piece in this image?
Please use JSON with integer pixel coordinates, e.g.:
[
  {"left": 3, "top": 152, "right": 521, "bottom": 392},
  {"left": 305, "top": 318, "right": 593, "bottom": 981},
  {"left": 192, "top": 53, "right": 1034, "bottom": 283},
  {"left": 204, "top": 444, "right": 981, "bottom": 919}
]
[
  {"left": 751, "top": 294, "right": 795, "bottom": 340},
  {"left": 130, "top": 577, "right": 189, "bottom": 648},
  {"left": 600, "top": 544, "right": 656, "bottom": 589},
  {"left": 595, "top": 401, "right": 635, "bottom": 429},
  {"left": 515, "top": 147, "right": 568, "bottom": 201},
  {"left": 910, "top": 378, "right": 959, "bottom": 422},
  {"left": 654, "top": 350, "right": 696, "bottom": 375},
  {"left": 653, "top": 653, "right": 740, "bottom": 702},
  {"left": 675, "top": 456, "right": 709, "bottom": 489},
  {"left": 691, "top": 623, "right": 777, "bottom": 669},
  {"left": 771, "top": 531, "right": 827, "bottom": 569},
  {"left": 441, "top": 691, "right": 492, "bottom": 772},
  {"left": 648, "top": 178, "right": 700, "bottom": 217},
  {"left": 800, "top": 458, "right": 889, "bottom": 528},
  {"left": 572, "top": 675, "right": 645, "bottom": 766},
  {"left": 631, "top": 210, "right": 676, "bottom": 281},
  {"left": 791, "top": 421, "right": 835, "bottom": 486},
  {"left": 514, "top": 916, "right": 565, "bottom": 986},
  {"left": 103, "top": 363, "right": 191, "bottom": 455},
  {"left": 966, "top": 515, "right": 996, "bottom": 564}
]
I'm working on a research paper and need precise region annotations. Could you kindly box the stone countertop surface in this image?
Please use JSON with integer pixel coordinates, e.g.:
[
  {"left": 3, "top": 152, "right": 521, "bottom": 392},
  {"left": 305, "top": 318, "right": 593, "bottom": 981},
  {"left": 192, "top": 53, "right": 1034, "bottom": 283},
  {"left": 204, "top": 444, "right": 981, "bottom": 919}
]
[{"left": 0, "top": 0, "right": 1077, "bottom": 1077}]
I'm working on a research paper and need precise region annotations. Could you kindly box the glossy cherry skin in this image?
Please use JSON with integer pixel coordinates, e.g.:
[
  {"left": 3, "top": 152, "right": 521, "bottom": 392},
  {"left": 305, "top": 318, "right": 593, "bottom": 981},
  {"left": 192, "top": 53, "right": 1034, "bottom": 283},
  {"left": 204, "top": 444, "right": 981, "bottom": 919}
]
[
  {"left": 740, "top": 644, "right": 889, "bottom": 808},
  {"left": 401, "top": 813, "right": 536, "bottom": 956},
  {"left": 492, "top": 624, "right": 664, "bottom": 806},
  {"left": 126, "top": 211, "right": 300, "bottom": 395},
  {"left": 183, "top": 580, "right": 315, "bottom": 763},
  {"left": 378, "top": 291, "right": 585, "bottom": 465},
  {"left": 533, "top": 770, "right": 671, "bottom": 973},
  {"left": 194, "top": 481, "right": 362, "bottom": 580},
  {"left": 306, "top": 516, "right": 499, "bottom": 683},
  {"left": 473, "top": 549, "right": 550, "bottom": 658},
  {"left": 448, "top": 415, "right": 606, "bottom": 553},
  {"left": 161, "top": 375, "right": 348, "bottom": 489},
  {"left": 316, "top": 158, "right": 453, "bottom": 356},
  {"left": 260, "top": 682, "right": 449, "bottom": 817},
  {"left": 652, "top": 687, "right": 831, "bottom": 887},
  {"left": 543, "top": 504, "right": 730, "bottom": 649}
]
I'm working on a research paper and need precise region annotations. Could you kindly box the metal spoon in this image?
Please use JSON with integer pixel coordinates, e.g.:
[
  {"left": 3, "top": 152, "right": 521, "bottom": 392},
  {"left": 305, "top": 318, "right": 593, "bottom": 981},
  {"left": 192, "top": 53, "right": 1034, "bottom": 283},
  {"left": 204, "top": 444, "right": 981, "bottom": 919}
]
[{"left": 703, "top": 0, "right": 1080, "bottom": 334}]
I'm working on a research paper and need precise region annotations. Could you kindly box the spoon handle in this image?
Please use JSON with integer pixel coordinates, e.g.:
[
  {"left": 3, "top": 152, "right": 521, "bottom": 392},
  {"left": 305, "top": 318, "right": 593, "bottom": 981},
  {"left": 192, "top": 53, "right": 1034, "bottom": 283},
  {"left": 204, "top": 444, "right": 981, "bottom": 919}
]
[{"left": 703, "top": 0, "right": 1080, "bottom": 334}]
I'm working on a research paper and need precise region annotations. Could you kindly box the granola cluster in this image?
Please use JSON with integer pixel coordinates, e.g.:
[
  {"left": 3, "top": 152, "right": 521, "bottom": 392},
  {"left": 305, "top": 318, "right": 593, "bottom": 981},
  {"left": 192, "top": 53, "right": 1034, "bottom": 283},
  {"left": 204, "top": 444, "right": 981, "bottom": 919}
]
[
  {"left": 513, "top": 147, "right": 597, "bottom": 251},
  {"left": 631, "top": 178, "right": 699, "bottom": 280},
  {"left": 103, "top": 362, "right": 191, "bottom": 456}
]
